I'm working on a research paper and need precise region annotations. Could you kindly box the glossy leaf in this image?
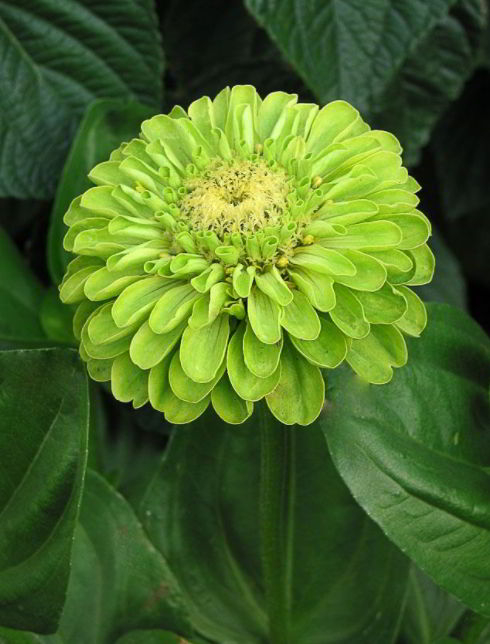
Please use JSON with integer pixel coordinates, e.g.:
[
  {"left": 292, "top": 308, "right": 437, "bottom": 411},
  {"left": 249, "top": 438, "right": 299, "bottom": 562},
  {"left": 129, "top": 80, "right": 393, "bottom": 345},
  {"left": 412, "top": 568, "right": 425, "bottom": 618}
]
[
  {"left": 137, "top": 410, "right": 409, "bottom": 643},
  {"left": 401, "top": 565, "right": 465, "bottom": 644},
  {"left": 0, "top": 227, "right": 46, "bottom": 344},
  {"left": 0, "top": 1, "right": 163, "bottom": 199},
  {"left": 53, "top": 470, "right": 192, "bottom": 643},
  {"left": 324, "top": 303, "right": 490, "bottom": 617},
  {"left": 48, "top": 99, "right": 156, "bottom": 284},
  {"left": 0, "top": 348, "right": 88, "bottom": 633},
  {"left": 245, "top": 0, "right": 485, "bottom": 163}
]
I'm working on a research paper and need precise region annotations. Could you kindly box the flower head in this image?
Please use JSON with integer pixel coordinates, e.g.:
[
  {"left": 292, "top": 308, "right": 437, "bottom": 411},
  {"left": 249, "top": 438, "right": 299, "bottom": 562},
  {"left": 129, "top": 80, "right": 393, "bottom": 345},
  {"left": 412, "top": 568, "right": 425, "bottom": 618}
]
[{"left": 60, "top": 86, "right": 434, "bottom": 426}]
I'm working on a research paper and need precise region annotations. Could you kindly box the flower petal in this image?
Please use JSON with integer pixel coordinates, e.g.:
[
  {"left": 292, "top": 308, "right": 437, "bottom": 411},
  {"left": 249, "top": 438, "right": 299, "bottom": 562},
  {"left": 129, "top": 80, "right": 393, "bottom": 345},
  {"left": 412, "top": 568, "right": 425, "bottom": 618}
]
[
  {"left": 333, "top": 250, "right": 387, "bottom": 292},
  {"left": 211, "top": 373, "right": 253, "bottom": 424},
  {"left": 243, "top": 321, "right": 282, "bottom": 378},
  {"left": 281, "top": 290, "right": 321, "bottom": 340},
  {"left": 354, "top": 284, "right": 407, "bottom": 324},
  {"left": 265, "top": 338, "right": 325, "bottom": 426},
  {"left": 130, "top": 319, "right": 186, "bottom": 369},
  {"left": 169, "top": 350, "right": 226, "bottom": 403},
  {"left": 255, "top": 265, "right": 293, "bottom": 306},
  {"left": 287, "top": 268, "right": 336, "bottom": 311},
  {"left": 404, "top": 244, "right": 435, "bottom": 286},
  {"left": 227, "top": 322, "right": 280, "bottom": 401},
  {"left": 290, "top": 317, "right": 347, "bottom": 368},
  {"left": 112, "top": 276, "right": 174, "bottom": 327},
  {"left": 180, "top": 313, "right": 230, "bottom": 383},
  {"left": 149, "top": 283, "right": 202, "bottom": 333},
  {"left": 346, "top": 325, "right": 408, "bottom": 384},
  {"left": 111, "top": 353, "right": 148, "bottom": 408},
  {"left": 330, "top": 284, "right": 370, "bottom": 339},
  {"left": 248, "top": 286, "right": 283, "bottom": 344},
  {"left": 394, "top": 286, "right": 428, "bottom": 337}
]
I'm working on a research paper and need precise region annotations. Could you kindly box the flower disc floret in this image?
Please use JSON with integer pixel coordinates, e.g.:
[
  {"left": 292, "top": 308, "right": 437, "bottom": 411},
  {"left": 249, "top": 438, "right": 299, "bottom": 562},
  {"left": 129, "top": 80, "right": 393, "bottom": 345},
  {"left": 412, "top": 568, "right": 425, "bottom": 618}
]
[{"left": 60, "top": 85, "right": 434, "bottom": 426}]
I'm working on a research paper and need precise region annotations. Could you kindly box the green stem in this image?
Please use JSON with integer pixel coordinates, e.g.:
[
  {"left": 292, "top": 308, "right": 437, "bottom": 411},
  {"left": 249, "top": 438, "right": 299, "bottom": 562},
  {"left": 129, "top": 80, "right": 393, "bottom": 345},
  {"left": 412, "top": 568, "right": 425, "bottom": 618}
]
[{"left": 258, "top": 403, "right": 291, "bottom": 644}]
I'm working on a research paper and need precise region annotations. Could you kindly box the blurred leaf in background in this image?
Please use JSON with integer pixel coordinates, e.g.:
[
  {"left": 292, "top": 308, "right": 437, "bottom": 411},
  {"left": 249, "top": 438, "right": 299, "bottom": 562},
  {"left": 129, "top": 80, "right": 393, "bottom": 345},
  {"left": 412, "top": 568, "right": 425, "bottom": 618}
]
[{"left": 0, "top": 0, "right": 163, "bottom": 199}]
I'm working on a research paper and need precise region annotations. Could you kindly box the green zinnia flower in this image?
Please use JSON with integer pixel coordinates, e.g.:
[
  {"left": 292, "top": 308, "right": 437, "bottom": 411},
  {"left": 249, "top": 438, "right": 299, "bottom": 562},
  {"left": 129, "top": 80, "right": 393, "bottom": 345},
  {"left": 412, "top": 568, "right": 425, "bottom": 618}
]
[{"left": 60, "top": 85, "right": 434, "bottom": 426}]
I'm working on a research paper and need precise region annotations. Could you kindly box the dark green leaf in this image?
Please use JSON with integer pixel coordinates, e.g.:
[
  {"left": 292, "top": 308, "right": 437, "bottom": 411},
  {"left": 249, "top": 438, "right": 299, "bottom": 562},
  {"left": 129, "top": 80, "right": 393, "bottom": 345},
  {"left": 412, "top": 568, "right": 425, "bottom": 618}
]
[
  {"left": 0, "top": 227, "right": 46, "bottom": 344},
  {"left": 53, "top": 470, "right": 192, "bottom": 643},
  {"left": 39, "top": 288, "right": 75, "bottom": 345},
  {"left": 324, "top": 303, "right": 490, "bottom": 618},
  {"left": 0, "top": 348, "right": 88, "bottom": 633},
  {"left": 415, "top": 229, "right": 467, "bottom": 310},
  {"left": 0, "top": 0, "right": 163, "bottom": 198},
  {"left": 138, "top": 411, "right": 408, "bottom": 643},
  {"left": 114, "top": 631, "right": 189, "bottom": 644},
  {"left": 47, "top": 99, "right": 156, "bottom": 284},
  {"left": 401, "top": 565, "right": 465, "bottom": 644},
  {"left": 245, "top": 0, "right": 485, "bottom": 164}
]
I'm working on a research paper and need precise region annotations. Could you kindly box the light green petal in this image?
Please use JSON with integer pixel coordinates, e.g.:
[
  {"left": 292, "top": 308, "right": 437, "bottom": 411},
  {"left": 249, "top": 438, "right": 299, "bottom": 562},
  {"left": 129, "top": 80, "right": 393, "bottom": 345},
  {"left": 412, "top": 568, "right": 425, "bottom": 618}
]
[
  {"left": 227, "top": 322, "right": 280, "bottom": 401},
  {"left": 112, "top": 276, "right": 174, "bottom": 327},
  {"left": 107, "top": 242, "right": 167, "bottom": 272},
  {"left": 346, "top": 325, "right": 408, "bottom": 384},
  {"left": 87, "top": 358, "right": 113, "bottom": 382},
  {"left": 258, "top": 91, "right": 297, "bottom": 141},
  {"left": 64, "top": 217, "right": 108, "bottom": 251},
  {"left": 290, "top": 245, "right": 356, "bottom": 276},
  {"left": 290, "top": 317, "right": 347, "bottom": 368},
  {"left": 319, "top": 221, "right": 402, "bottom": 250},
  {"left": 169, "top": 350, "right": 226, "bottom": 403},
  {"left": 191, "top": 263, "right": 225, "bottom": 293},
  {"left": 334, "top": 250, "right": 387, "bottom": 291},
  {"left": 88, "top": 302, "right": 138, "bottom": 345},
  {"left": 394, "top": 285, "right": 428, "bottom": 337},
  {"left": 211, "top": 373, "right": 253, "bottom": 425},
  {"left": 281, "top": 290, "right": 321, "bottom": 340},
  {"left": 330, "top": 284, "right": 370, "bottom": 339},
  {"left": 354, "top": 284, "right": 407, "bottom": 324},
  {"left": 129, "top": 319, "right": 186, "bottom": 369},
  {"left": 315, "top": 198, "right": 379, "bottom": 225},
  {"left": 73, "top": 300, "right": 99, "bottom": 340},
  {"left": 180, "top": 313, "right": 230, "bottom": 383},
  {"left": 188, "top": 95, "right": 215, "bottom": 140},
  {"left": 265, "top": 338, "right": 325, "bottom": 426},
  {"left": 243, "top": 321, "right": 282, "bottom": 378},
  {"left": 111, "top": 353, "right": 148, "bottom": 408},
  {"left": 368, "top": 249, "right": 413, "bottom": 276},
  {"left": 248, "top": 286, "right": 283, "bottom": 344},
  {"left": 307, "top": 101, "right": 367, "bottom": 155},
  {"left": 163, "top": 391, "right": 211, "bottom": 424},
  {"left": 148, "top": 352, "right": 173, "bottom": 411},
  {"left": 232, "top": 264, "right": 256, "bottom": 298},
  {"left": 368, "top": 188, "right": 419, "bottom": 208},
  {"left": 149, "top": 283, "right": 201, "bottom": 333},
  {"left": 287, "top": 268, "right": 336, "bottom": 312},
  {"left": 79, "top": 186, "right": 124, "bottom": 218},
  {"left": 359, "top": 150, "right": 405, "bottom": 183},
  {"left": 82, "top": 315, "right": 134, "bottom": 360},
  {"left": 255, "top": 265, "right": 293, "bottom": 306},
  {"left": 60, "top": 261, "right": 103, "bottom": 304},
  {"left": 404, "top": 244, "right": 435, "bottom": 286},
  {"left": 372, "top": 212, "right": 430, "bottom": 250},
  {"left": 88, "top": 160, "right": 129, "bottom": 187},
  {"left": 84, "top": 267, "right": 143, "bottom": 301},
  {"left": 322, "top": 172, "right": 380, "bottom": 202}
]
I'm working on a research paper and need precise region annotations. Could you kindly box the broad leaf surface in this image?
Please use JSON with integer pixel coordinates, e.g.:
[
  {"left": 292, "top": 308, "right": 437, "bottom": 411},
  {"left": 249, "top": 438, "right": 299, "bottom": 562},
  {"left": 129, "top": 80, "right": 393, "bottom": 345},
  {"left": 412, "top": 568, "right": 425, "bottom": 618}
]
[
  {"left": 0, "top": 348, "right": 88, "bottom": 633},
  {"left": 138, "top": 412, "right": 409, "bottom": 643},
  {"left": 0, "top": 0, "right": 163, "bottom": 198},
  {"left": 324, "top": 303, "right": 490, "bottom": 617},
  {"left": 415, "top": 229, "right": 467, "bottom": 310},
  {"left": 47, "top": 98, "right": 155, "bottom": 284},
  {"left": 245, "top": 0, "right": 485, "bottom": 163},
  {"left": 0, "top": 227, "right": 46, "bottom": 344},
  {"left": 53, "top": 470, "right": 193, "bottom": 643},
  {"left": 401, "top": 566, "right": 465, "bottom": 644}
]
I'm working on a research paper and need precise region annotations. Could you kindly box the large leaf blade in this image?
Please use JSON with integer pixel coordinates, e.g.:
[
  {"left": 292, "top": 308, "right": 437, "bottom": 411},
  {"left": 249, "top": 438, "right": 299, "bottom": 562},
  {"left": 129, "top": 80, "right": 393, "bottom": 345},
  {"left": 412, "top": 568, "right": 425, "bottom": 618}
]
[
  {"left": 323, "top": 303, "right": 490, "bottom": 617},
  {"left": 138, "top": 412, "right": 409, "bottom": 643},
  {"left": 0, "top": 348, "right": 89, "bottom": 633},
  {"left": 0, "top": 0, "right": 163, "bottom": 198}
]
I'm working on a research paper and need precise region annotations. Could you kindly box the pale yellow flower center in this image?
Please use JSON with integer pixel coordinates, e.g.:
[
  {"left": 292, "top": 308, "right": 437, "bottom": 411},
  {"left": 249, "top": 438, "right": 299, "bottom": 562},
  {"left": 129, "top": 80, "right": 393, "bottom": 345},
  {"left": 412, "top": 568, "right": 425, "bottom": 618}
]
[{"left": 180, "top": 159, "right": 291, "bottom": 236}]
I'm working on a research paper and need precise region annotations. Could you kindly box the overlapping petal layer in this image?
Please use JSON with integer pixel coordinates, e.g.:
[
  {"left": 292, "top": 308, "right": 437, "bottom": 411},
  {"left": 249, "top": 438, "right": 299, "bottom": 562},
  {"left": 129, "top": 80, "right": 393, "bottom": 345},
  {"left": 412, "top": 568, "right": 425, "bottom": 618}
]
[{"left": 60, "top": 86, "right": 433, "bottom": 426}]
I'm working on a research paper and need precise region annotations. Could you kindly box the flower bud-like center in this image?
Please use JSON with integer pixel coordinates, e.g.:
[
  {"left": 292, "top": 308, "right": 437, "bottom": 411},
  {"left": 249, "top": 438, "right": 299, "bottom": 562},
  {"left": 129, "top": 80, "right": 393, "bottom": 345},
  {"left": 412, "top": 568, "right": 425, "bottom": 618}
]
[{"left": 181, "top": 159, "right": 290, "bottom": 237}]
